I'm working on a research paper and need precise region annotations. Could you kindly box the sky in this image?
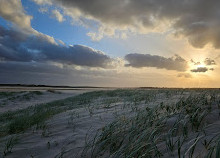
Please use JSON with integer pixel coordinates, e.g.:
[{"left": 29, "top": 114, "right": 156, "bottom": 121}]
[{"left": 0, "top": 0, "right": 220, "bottom": 87}]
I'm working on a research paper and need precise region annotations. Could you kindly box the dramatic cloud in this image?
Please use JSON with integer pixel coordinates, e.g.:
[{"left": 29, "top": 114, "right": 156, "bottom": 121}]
[
  {"left": 0, "top": 26, "right": 114, "bottom": 68},
  {"left": 0, "top": 0, "right": 57, "bottom": 45},
  {"left": 0, "top": 61, "right": 99, "bottom": 85},
  {"left": 0, "top": 0, "right": 32, "bottom": 30},
  {"left": 51, "top": 10, "right": 65, "bottom": 22},
  {"left": 0, "top": 61, "right": 69, "bottom": 75},
  {"left": 125, "top": 54, "right": 188, "bottom": 71},
  {"left": 191, "top": 67, "right": 208, "bottom": 73},
  {"left": 204, "top": 58, "right": 216, "bottom": 65},
  {"left": 32, "top": 0, "right": 220, "bottom": 47},
  {"left": 177, "top": 73, "right": 192, "bottom": 78}
]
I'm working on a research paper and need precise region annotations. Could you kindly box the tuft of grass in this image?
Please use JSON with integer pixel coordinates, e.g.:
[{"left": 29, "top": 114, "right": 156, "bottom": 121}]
[{"left": 3, "top": 136, "right": 18, "bottom": 156}]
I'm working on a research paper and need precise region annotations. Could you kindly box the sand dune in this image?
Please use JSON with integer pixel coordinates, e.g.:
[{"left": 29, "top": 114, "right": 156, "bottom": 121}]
[{"left": 0, "top": 89, "right": 220, "bottom": 158}]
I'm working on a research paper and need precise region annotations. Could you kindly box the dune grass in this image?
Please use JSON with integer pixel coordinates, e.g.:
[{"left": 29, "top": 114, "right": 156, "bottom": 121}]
[
  {"left": 82, "top": 89, "right": 220, "bottom": 157},
  {"left": 0, "top": 91, "right": 44, "bottom": 105},
  {"left": 0, "top": 92, "right": 24, "bottom": 99},
  {"left": 1, "top": 89, "right": 220, "bottom": 157},
  {"left": 0, "top": 89, "right": 158, "bottom": 137}
]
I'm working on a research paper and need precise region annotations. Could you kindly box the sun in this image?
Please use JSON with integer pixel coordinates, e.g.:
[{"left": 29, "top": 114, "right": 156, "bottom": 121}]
[
  {"left": 188, "top": 61, "right": 209, "bottom": 74},
  {"left": 196, "top": 64, "right": 206, "bottom": 68},
  {"left": 189, "top": 63, "right": 205, "bottom": 70}
]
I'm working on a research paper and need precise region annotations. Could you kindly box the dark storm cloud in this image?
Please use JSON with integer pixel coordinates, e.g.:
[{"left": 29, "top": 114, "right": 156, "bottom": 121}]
[
  {"left": 0, "top": 26, "right": 114, "bottom": 68},
  {"left": 191, "top": 67, "right": 208, "bottom": 73},
  {"left": 0, "top": 61, "right": 70, "bottom": 75},
  {"left": 0, "top": 61, "right": 126, "bottom": 86},
  {"left": 204, "top": 58, "right": 216, "bottom": 65},
  {"left": 49, "top": 0, "right": 220, "bottom": 48},
  {"left": 125, "top": 53, "right": 188, "bottom": 71},
  {"left": 0, "top": 61, "right": 83, "bottom": 85}
]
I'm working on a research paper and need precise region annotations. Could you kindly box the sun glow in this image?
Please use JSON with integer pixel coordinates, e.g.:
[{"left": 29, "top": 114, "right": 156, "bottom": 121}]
[
  {"left": 189, "top": 63, "right": 205, "bottom": 70},
  {"left": 196, "top": 64, "right": 206, "bottom": 68}
]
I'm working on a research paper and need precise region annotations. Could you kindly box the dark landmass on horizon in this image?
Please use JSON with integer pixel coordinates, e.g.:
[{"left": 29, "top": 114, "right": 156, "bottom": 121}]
[
  {"left": 0, "top": 84, "right": 219, "bottom": 90},
  {"left": 0, "top": 84, "right": 105, "bottom": 89}
]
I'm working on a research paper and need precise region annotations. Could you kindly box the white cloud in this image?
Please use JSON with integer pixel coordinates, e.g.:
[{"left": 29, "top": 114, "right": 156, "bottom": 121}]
[
  {"left": 32, "top": 0, "right": 52, "bottom": 5},
  {"left": 0, "top": 0, "right": 57, "bottom": 45},
  {"left": 38, "top": 7, "right": 48, "bottom": 13},
  {"left": 31, "top": 0, "right": 220, "bottom": 46},
  {"left": 0, "top": 0, "right": 32, "bottom": 30},
  {"left": 51, "top": 9, "right": 65, "bottom": 22}
]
